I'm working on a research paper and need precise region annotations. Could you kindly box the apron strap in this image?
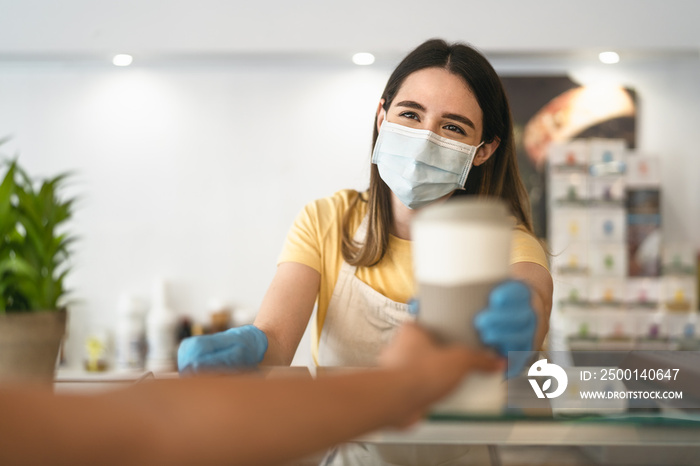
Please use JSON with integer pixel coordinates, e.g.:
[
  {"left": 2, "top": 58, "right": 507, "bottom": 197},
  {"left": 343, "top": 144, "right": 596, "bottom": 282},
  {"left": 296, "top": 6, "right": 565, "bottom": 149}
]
[
  {"left": 340, "top": 214, "right": 370, "bottom": 276},
  {"left": 353, "top": 215, "right": 369, "bottom": 243}
]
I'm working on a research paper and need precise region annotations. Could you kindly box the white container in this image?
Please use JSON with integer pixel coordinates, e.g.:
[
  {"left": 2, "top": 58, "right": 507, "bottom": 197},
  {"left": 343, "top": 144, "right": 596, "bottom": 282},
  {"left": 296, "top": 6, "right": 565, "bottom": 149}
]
[
  {"left": 114, "top": 294, "right": 146, "bottom": 371},
  {"left": 412, "top": 198, "right": 513, "bottom": 344},
  {"left": 145, "top": 278, "right": 178, "bottom": 372},
  {"left": 412, "top": 198, "right": 514, "bottom": 414}
]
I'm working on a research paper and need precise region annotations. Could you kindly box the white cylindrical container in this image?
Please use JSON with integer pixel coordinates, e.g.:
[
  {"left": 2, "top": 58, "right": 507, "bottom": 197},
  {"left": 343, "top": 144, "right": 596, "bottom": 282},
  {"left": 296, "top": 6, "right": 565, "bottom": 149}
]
[
  {"left": 412, "top": 197, "right": 514, "bottom": 414},
  {"left": 114, "top": 294, "right": 146, "bottom": 371},
  {"left": 413, "top": 197, "right": 513, "bottom": 345},
  {"left": 145, "top": 278, "right": 178, "bottom": 373}
]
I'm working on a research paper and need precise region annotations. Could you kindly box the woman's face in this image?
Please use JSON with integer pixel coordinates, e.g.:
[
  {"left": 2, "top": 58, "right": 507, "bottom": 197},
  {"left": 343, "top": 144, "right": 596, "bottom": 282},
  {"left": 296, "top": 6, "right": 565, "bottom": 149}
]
[
  {"left": 374, "top": 66, "right": 501, "bottom": 223},
  {"left": 377, "top": 67, "right": 485, "bottom": 147}
]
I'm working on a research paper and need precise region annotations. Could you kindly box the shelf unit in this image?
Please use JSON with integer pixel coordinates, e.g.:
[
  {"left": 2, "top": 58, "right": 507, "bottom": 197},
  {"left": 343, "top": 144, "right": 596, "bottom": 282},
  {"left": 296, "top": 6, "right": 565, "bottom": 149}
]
[{"left": 546, "top": 139, "right": 698, "bottom": 352}]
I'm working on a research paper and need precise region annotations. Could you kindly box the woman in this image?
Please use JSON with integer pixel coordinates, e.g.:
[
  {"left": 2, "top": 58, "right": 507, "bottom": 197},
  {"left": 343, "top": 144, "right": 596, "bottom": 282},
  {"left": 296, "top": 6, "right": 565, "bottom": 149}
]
[
  {"left": 180, "top": 38, "right": 551, "bottom": 370},
  {"left": 179, "top": 37, "right": 553, "bottom": 466},
  {"left": 180, "top": 40, "right": 552, "bottom": 370}
]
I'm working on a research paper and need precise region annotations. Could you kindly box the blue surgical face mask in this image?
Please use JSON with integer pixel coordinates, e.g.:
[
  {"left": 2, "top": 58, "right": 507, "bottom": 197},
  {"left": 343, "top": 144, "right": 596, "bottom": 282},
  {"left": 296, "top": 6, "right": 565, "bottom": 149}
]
[{"left": 371, "top": 121, "right": 483, "bottom": 209}]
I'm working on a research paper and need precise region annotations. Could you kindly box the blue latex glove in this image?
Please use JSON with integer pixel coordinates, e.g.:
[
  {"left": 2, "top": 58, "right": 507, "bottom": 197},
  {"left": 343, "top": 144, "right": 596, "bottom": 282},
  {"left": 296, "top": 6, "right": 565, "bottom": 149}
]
[
  {"left": 177, "top": 324, "right": 268, "bottom": 374},
  {"left": 474, "top": 280, "right": 537, "bottom": 378}
]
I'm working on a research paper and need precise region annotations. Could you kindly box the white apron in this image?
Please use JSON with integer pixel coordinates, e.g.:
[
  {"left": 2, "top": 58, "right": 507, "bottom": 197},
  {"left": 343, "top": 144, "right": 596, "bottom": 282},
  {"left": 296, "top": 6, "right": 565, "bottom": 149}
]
[
  {"left": 318, "top": 217, "right": 489, "bottom": 466},
  {"left": 318, "top": 217, "right": 413, "bottom": 367}
]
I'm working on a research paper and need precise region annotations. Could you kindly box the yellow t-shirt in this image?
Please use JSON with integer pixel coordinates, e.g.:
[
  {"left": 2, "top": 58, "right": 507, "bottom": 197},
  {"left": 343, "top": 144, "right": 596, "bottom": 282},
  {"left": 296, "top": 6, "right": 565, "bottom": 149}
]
[{"left": 278, "top": 189, "right": 549, "bottom": 363}]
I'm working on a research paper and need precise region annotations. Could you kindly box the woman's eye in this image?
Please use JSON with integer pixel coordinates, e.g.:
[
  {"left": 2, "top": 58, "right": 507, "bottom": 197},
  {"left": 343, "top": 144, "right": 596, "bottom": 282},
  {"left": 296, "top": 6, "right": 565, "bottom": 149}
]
[
  {"left": 444, "top": 124, "right": 465, "bottom": 135},
  {"left": 399, "top": 111, "right": 419, "bottom": 121}
]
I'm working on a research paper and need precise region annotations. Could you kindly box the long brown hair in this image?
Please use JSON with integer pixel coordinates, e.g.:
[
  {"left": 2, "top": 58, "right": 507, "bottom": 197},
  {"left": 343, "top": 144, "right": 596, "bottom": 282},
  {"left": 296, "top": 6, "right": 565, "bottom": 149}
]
[{"left": 342, "top": 39, "right": 534, "bottom": 267}]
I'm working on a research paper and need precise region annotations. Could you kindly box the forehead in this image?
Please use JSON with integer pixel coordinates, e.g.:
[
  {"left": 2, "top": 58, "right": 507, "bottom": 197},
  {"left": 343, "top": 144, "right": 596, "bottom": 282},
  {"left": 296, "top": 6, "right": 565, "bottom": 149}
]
[{"left": 392, "top": 67, "right": 483, "bottom": 126}]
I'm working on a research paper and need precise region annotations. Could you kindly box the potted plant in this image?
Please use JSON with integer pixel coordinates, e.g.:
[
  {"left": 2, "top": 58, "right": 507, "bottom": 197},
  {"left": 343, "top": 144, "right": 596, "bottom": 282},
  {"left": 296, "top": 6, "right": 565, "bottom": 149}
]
[{"left": 0, "top": 140, "right": 76, "bottom": 385}]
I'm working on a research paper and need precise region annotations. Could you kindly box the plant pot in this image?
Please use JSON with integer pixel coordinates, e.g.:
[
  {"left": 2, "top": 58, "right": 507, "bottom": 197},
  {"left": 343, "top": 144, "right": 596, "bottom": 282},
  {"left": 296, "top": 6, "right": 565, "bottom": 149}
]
[{"left": 0, "top": 309, "right": 67, "bottom": 386}]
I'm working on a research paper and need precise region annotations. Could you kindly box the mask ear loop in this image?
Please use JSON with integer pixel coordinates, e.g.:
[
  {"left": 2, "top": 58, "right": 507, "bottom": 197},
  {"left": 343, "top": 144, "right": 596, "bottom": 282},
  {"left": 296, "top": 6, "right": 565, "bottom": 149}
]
[
  {"left": 377, "top": 102, "right": 390, "bottom": 131},
  {"left": 458, "top": 142, "right": 484, "bottom": 189},
  {"left": 472, "top": 140, "right": 487, "bottom": 164}
]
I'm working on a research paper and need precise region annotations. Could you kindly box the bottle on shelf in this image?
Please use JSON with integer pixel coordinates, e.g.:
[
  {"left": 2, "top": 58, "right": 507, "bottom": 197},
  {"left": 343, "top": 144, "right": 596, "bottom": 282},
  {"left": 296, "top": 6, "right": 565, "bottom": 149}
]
[
  {"left": 145, "top": 277, "right": 178, "bottom": 373},
  {"left": 677, "top": 312, "right": 700, "bottom": 351},
  {"left": 84, "top": 329, "right": 111, "bottom": 372},
  {"left": 114, "top": 294, "right": 146, "bottom": 371}
]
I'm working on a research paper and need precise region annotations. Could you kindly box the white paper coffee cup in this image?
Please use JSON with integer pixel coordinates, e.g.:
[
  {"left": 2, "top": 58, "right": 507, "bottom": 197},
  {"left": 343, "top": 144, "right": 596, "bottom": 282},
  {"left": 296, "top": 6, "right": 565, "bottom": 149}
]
[{"left": 412, "top": 197, "right": 514, "bottom": 414}]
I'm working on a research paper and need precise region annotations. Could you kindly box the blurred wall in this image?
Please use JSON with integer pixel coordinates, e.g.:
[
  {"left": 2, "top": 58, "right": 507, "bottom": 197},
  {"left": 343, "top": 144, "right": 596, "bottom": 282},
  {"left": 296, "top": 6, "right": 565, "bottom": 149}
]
[{"left": 0, "top": 60, "right": 390, "bottom": 364}]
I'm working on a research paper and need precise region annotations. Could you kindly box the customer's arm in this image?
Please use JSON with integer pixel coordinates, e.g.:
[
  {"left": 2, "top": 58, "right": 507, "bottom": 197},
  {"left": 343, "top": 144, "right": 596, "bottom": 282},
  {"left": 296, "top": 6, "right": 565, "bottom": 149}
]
[{"left": 0, "top": 323, "right": 502, "bottom": 466}]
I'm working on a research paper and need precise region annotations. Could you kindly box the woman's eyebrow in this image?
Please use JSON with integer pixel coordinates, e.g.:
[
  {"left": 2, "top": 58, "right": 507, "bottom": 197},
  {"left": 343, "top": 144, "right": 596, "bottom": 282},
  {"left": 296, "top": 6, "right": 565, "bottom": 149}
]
[
  {"left": 395, "top": 100, "right": 475, "bottom": 130},
  {"left": 443, "top": 112, "right": 475, "bottom": 130},
  {"left": 395, "top": 100, "right": 425, "bottom": 111}
]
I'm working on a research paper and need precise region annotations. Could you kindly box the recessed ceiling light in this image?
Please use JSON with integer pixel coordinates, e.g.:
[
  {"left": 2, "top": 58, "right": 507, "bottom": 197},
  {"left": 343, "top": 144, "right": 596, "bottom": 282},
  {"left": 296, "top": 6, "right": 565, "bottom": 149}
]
[
  {"left": 112, "top": 54, "right": 133, "bottom": 67},
  {"left": 352, "top": 52, "right": 375, "bottom": 66},
  {"left": 599, "top": 51, "right": 620, "bottom": 64}
]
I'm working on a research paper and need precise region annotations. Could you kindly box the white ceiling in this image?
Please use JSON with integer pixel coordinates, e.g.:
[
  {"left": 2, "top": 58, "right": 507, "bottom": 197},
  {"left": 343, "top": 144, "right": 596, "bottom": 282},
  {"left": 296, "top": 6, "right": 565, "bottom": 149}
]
[{"left": 2, "top": 0, "right": 700, "bottom": 64}]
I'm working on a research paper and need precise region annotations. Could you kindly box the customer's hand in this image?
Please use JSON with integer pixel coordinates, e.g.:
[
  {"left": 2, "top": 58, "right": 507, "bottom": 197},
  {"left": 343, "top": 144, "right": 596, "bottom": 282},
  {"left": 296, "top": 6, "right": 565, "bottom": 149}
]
[
  {"left": 177, "top": 325, "right": 268, "bottom": 374},
  {"left": 474, "top": 280, "right": 536, "bottom": 378},
  {"left": 378, "top": 322, "right": 503, "bottom": 427}
]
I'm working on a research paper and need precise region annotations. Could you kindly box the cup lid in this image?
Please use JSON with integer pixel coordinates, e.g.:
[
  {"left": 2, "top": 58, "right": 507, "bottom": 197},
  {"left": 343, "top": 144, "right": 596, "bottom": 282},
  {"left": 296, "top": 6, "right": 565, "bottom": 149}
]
[{"left": 413, "top": 197, "right": 513, "bottom": 227}]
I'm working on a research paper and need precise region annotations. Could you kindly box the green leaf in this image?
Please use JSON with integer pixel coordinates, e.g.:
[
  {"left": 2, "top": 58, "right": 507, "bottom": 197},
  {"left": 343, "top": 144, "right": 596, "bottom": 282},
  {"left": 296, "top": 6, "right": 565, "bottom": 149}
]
[{"left": 0, "top": 146, "right": 78, "bottom": 312}]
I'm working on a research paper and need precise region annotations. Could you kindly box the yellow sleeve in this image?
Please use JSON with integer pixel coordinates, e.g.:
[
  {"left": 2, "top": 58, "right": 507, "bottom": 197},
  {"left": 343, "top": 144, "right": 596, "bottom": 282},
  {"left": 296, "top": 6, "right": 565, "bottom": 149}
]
[
  {"left": 277, "top": 200, "right": 323, "bottom": 273},
  {"left": 511, "top": 226, "right": 550, "bottom": 271}
]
